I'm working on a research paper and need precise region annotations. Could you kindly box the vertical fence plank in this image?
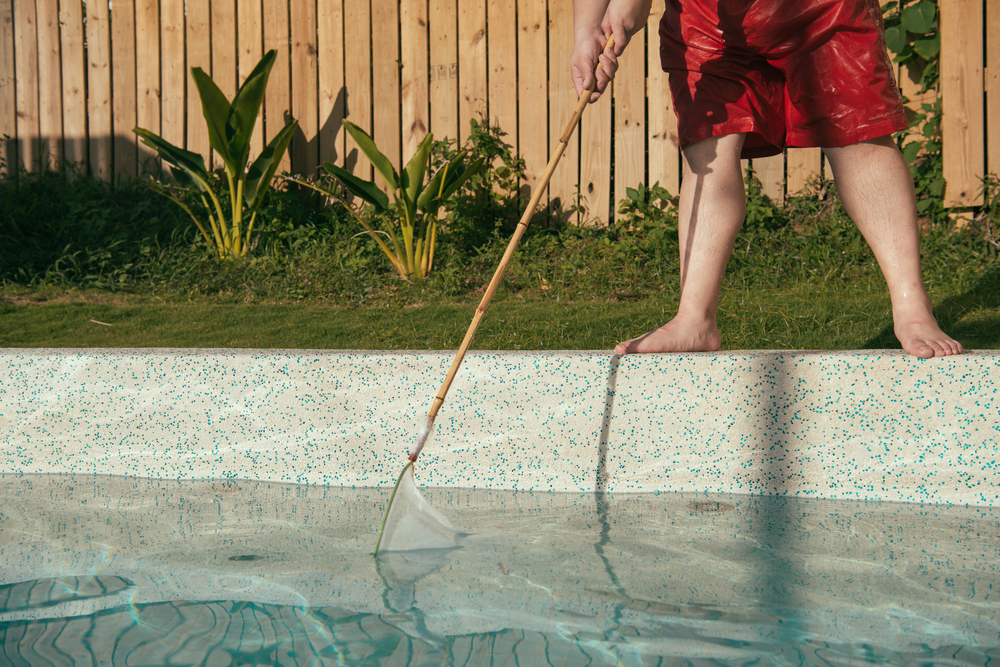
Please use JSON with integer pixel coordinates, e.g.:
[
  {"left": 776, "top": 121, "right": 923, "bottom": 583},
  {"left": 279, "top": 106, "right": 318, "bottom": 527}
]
[
  {"left": 647, "top": 12, "right": 680, "bottom": 197},
  {"left": 400, "top": 0, "right": 428, "bottom": 161},
  {"left": 372, "top": 0, "right": 400, "bottom": 176},
  {"left": 135, "top": 0, "right": 160, "bottom": 168},
  {"left": 85, "top": 0, "right": 112, "bottom": 180},
  {"left": 263, "top": 0, "right": 291, "bottom": 174},
  {"left": 940, "top": 0, "right": 984, "bottom": 206},
  {"left": 488, "top": 0, "right": 517, "bottom": 148},
  {"left": 36, "top": 0, "right": 62, "bottom": 168},
  {"left": 613, "top": 36, "right": 645, "bottom": 213},
  {"left": 547, "top": 0, "right": 578, "bottom": 221},
  {"left": 237, "top": 0, "right": 264, "bottom": 159},
  {"left": 317, "top": 0, "right": 344, "bottom": 166},
  {"left": 0, "top": 0, "right": 14, "bottom": 174},
  {"left": 291, "top": 0, "right": 318, "bottom": 174},
  {"left": 579, "top": 93, "right": 612, "bottom": 225},
  {"left": 111, "top": 0, "right": 136, "bottom": 180},
  {"left": 343, "top": 0, "right": 371, "bottom": 177},
  {"left": 212, "top": 0, "right": 237, "bottom": 101},
  {"left": 517, "top": 0, "right": 547, "bottom": 196},
  {"left": 987, "top": 0, "right": 1000, "bottom": 176},
  {"left": 430, "top": 0, "right": 458, "bottom": 141},
  {"left": 786, "top": 149, "right": 822, "bottom": 194},
  {"left": 457, "top": 0, "right": 486, "bottom": 142},
  {"left": 13, "top": 0, "right": 36, "bottom": 171},
  {"left": 186, "top": 1, "right": 211, "bottom": 164},
  {"left": 752, "top": 154, "right": 784, "bottom": 202},
  {"left": 58, "top": 0, "right": 85, "bottom": 167},
  {"left": 160, "top": 0, "right": 186, "bottom": 150}
]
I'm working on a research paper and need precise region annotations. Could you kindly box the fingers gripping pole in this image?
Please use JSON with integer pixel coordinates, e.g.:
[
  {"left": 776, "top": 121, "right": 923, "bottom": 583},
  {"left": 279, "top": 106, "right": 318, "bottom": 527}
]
[{"left": 407, "top": 36, "right": 615, "bottom": 464}]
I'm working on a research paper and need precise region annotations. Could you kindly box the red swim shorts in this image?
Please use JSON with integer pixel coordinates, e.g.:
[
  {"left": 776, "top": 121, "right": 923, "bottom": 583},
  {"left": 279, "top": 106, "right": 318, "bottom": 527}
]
[{"left": 659, "top": 0, "right": 908, "bottom": 158}]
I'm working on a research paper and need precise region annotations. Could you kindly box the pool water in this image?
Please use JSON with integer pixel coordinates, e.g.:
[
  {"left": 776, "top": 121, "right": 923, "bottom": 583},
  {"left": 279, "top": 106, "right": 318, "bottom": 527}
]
[{"left": 1, "top": 474, "right": 998, "bottom": 665}]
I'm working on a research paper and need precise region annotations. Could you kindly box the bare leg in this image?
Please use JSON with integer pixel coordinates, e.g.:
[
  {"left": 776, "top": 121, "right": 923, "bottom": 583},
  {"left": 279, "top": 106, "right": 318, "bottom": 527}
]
[
  {"left": 615, "top": 134, "right": 747, "bottom": 354},
  {"left": 823, "top": 136, "right": 962, "bottom": 358}
]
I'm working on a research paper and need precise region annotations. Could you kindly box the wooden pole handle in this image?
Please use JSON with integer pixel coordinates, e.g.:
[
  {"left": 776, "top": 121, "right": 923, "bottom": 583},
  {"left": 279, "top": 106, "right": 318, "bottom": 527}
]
[{"left": 409, "top": 35, "right": 616, "bottom": 462}]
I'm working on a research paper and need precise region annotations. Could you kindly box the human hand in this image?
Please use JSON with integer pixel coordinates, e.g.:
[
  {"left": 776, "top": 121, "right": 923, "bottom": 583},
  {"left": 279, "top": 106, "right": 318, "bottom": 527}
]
[{"left": 571, "top": 0, "right": 652, "bottom": 102}]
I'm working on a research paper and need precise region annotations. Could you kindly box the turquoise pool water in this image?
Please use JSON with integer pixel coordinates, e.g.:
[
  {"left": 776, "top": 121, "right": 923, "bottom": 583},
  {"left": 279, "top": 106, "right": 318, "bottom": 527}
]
[{"left": 1, "top": 474, "right": 998, "bottom": 665}]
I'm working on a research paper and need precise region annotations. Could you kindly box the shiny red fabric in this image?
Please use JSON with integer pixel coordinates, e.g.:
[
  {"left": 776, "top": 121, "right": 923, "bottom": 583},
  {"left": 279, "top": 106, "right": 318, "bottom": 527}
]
[{"left": 658, "top": 0, "right": 908, "bottom": 158}]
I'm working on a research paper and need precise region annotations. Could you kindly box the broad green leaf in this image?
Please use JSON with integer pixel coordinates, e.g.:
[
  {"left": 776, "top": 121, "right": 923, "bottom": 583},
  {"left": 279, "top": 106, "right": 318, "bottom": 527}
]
[
  {"left": 245, "top": 119, "right": 297, "bottom": 211},
  {"left": 401, "top": 133, "right": 433, "bottom": 219},
  {"left": 417, "top": 165, "right": 449, "bottom": 210},
  {"left": 323, "top": 162, "right": 390, "bottom": 211},
  {"left": 191, "top": 67, "right": 236, "bottom": 172},
  {"left": 341, "top": 120, "right": 399, "bottom": 191},
  {"left": 912, "top": 34, "right": 940, "bottom": 59},
  {"left": 929, "top": 178, "right": 945, "bottom": 197},
  {"left": 626, "top": 187, "right": 641, "bottom": 203},
  {"left": 134, "top": 127, "right": 210, "bottom": 191},
  {"left": 437, "top": 157, "right": 485, "bottom": 202},
  {"left": 901, "top": 141, "right": 921, "bottom": 163},
  {"left": 901, "top": 1, "right": 935, "bottom": 34},
  {"left": 883, "top": 25, "right": 905, "bottom": 56},
  {"left": 228, "top": 50, "right": 276, "bottom": 175}
]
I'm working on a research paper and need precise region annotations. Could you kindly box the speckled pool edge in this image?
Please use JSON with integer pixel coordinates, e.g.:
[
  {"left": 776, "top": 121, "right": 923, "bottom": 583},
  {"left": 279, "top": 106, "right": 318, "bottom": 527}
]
[{"left": 2, "top": 349, "right": 997, "bottom": 505}]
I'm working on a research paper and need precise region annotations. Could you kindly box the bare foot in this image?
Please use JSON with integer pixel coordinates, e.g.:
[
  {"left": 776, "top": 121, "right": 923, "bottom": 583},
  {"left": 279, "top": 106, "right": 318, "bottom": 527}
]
[
  {"left": 614, "top": 316, "right": 722, "bottom": 354},
  {"left": 894, "top": 311, "right": 963, "bottom": 359}
]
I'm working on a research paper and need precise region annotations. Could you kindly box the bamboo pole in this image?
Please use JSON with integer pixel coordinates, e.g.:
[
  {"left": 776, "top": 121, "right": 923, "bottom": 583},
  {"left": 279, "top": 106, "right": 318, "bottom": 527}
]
[{"left": 407, "top": 38, "right": 614, "bottom": 463}]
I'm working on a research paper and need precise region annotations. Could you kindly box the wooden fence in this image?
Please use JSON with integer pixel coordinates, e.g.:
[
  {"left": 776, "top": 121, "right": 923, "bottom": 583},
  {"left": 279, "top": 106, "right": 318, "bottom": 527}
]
[{"left": 1, "top": 0, "right": 997, "bottom": 224}]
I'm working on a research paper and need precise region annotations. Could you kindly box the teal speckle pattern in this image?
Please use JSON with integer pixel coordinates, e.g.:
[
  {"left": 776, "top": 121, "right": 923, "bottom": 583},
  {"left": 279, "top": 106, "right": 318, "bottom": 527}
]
[{"left": 1, "top": 349, "right": 997, "bottom": 505}]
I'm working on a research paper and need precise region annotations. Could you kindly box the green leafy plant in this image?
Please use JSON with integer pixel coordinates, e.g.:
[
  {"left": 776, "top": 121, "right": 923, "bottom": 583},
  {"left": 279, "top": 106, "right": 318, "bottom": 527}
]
[
  {"left": 432, "top": 116, "right": 527, "bottom": 254},
  {"left": 290, "top": 120, "right": 484, "bottom": 281},
  {"left": 882, "top": 1, "right": 939, "bottom": 91},
  {"left": 883, "top": 1, "right": 944, "bottom": 221},
  {"left": 134, "top": 50, "right": 297, "bottom": 259}
]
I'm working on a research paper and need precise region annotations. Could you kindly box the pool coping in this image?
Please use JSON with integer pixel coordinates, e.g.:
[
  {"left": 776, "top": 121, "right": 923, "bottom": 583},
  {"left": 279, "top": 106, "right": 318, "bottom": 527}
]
[{"left": 2, "top": 348, "right": 998, "bottom": 506}]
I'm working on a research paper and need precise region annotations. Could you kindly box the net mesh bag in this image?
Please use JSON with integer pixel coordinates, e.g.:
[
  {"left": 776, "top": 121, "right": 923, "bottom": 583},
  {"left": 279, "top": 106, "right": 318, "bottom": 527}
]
[{"left": 375, "top": 462, "right": 467, "bottom": 554}]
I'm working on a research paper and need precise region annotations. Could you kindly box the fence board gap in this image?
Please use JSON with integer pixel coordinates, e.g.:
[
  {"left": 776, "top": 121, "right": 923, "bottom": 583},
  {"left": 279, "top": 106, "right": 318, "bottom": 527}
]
[{"left": 317, "top": 0, "right": 345, "bottom": 166}]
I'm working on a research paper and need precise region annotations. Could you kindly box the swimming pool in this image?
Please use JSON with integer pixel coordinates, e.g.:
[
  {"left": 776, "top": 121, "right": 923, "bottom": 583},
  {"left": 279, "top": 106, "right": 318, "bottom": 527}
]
[
  {"left": 2, "top": 349, "right": 999, "bottom": 664},
  {"left": 2, "top": 474, "right": 998, "bottom": 665}
]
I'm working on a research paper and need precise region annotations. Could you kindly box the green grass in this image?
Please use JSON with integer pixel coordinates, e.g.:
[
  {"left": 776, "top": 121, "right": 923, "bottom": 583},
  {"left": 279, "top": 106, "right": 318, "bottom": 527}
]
[{"left": 4, "top": 270, "right": 998, "bottom": 350}]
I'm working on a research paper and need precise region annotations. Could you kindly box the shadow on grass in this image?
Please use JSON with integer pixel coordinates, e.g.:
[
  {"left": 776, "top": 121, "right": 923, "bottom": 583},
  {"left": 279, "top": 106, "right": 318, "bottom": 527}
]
[{"left": 863, "top": 266, "right": 1000, "bottom": 350}]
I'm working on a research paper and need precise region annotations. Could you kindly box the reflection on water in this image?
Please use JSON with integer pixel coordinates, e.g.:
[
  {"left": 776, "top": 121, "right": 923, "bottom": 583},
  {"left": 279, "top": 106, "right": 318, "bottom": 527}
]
[{"left": 1, "top": 474, "right": 999, "bottom": 665}]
